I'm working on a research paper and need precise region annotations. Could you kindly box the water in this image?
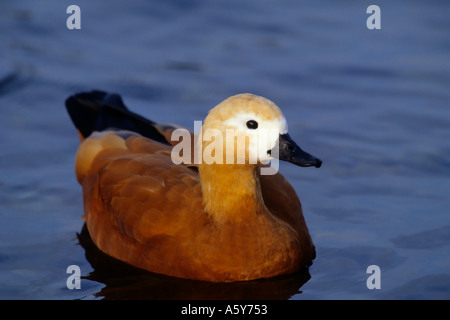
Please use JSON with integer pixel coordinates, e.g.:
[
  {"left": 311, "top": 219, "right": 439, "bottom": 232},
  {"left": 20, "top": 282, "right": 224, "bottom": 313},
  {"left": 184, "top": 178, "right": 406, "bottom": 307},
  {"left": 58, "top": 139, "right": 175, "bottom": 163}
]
[{"left": 0, "top": 0, "right": 449, "bottom": 300}]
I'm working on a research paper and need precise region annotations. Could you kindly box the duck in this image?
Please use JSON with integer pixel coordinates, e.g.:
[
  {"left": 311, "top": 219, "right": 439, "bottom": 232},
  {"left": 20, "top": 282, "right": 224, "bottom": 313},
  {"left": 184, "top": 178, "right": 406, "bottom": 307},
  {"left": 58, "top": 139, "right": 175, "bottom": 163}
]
[{"left": 66, "top": 90, "right": 322, "bottom": 282}]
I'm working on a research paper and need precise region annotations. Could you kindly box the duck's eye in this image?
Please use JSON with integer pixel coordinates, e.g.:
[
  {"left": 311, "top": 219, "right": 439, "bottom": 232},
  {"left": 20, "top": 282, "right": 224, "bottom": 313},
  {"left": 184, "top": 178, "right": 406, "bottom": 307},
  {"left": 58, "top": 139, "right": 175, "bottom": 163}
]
[{"left": 246, "top": 120, "right": 258, "bottom": 129}]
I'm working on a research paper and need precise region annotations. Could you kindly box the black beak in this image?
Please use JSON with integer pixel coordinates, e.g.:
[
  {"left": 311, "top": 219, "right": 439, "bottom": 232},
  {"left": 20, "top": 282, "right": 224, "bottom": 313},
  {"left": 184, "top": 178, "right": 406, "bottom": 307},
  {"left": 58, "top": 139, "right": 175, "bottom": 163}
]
[{"left": 270, "top": 133, "right": 322, "bottom": 168}]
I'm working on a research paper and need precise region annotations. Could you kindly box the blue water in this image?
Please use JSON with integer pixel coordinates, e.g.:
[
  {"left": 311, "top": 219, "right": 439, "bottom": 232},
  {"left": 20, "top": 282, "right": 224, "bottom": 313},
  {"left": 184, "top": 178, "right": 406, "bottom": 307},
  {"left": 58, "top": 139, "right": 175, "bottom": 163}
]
[{"left": 0, "top": 0, "right": 449, "bottom": 299}]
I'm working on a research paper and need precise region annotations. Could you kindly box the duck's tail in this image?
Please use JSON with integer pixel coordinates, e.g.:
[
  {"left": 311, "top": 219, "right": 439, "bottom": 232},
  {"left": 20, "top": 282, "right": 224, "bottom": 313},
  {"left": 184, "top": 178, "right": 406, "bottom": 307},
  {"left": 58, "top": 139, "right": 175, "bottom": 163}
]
[{"left": 65, "top": 90, "right": 168, "bottom": 144}]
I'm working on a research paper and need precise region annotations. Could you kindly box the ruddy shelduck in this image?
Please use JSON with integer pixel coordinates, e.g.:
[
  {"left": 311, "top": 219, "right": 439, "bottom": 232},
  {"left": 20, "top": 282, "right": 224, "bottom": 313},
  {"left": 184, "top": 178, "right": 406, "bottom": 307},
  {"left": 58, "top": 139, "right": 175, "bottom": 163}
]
[{"left": 66, "top": 91, "right": 322, "bottom": 282}]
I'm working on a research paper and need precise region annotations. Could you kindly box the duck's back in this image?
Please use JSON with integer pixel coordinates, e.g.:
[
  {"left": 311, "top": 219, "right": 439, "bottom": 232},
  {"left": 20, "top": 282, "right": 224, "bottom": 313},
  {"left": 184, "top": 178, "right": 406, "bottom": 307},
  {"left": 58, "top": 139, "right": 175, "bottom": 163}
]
[{"left": 77, "top": 130, "right": 218, "bottom": 275}]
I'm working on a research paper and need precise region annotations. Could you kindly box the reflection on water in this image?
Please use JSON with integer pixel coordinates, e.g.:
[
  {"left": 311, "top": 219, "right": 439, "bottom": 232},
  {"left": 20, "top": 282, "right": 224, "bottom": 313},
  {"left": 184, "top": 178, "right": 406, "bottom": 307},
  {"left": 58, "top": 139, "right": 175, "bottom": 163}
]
[{"left": 77, "top": 225, "right": 311, "bottom": 300}]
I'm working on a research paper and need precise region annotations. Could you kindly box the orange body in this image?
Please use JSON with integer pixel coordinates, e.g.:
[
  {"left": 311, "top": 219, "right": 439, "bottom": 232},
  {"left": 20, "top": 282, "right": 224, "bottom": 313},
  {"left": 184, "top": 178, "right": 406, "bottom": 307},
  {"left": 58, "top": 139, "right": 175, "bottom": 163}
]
[{"left": 69, "top": 93, "right": 319, "bottom": 282}]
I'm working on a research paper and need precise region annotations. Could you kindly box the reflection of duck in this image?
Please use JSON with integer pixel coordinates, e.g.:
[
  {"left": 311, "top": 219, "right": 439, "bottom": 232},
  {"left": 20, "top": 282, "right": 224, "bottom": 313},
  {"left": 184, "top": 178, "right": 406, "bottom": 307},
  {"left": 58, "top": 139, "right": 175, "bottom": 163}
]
[
  {"left": 66, "top": 91, "right": 321, "bottom": 282},
  {"left": 77, "top": 224, "right": 311, "bottom": 300}
]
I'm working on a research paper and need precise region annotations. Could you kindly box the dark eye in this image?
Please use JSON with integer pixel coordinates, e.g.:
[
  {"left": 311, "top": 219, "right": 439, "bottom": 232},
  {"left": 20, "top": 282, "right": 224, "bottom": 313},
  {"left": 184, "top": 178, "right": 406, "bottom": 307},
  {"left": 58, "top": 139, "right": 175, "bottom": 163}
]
[{"left": 246, "top": 120, "right": 258, "bottom": 129}]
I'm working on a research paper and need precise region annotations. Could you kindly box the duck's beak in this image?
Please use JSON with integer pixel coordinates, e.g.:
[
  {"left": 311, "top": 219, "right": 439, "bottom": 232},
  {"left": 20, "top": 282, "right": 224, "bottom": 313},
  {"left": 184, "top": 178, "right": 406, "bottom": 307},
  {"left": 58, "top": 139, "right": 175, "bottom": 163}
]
[{"left": 272, "top": 133, "right": 322, "bottom": 168}]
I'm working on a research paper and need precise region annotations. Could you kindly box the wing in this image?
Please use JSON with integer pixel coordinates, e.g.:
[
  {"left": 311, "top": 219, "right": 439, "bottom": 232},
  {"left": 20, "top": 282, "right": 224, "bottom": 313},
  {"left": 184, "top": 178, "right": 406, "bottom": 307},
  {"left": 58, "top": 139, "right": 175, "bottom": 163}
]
[{"left": 77, "top": 131, "right": 205, "bottom": 248}]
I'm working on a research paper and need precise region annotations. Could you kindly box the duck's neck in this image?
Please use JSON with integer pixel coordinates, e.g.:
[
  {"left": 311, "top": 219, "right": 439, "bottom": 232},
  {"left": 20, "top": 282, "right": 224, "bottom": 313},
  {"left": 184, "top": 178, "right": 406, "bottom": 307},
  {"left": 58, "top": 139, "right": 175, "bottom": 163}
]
[{"left": 198, "top": 164, "right": 267, "bottom": 223}]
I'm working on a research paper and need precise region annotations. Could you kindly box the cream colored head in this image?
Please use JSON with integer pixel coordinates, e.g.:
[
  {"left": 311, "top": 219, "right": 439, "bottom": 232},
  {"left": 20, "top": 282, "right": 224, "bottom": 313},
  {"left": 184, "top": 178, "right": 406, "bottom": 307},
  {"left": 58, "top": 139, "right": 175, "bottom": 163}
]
[{"left": 200, "top": 93, "right": 288, "bottom": 165}]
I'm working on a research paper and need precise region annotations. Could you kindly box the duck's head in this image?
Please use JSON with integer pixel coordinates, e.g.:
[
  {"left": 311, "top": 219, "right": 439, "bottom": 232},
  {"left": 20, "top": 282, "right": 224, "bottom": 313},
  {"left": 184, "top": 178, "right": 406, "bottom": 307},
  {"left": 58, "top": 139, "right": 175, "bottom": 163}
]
[{"left": 200, "top": 93, "right": 322, "bottom": 168}]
